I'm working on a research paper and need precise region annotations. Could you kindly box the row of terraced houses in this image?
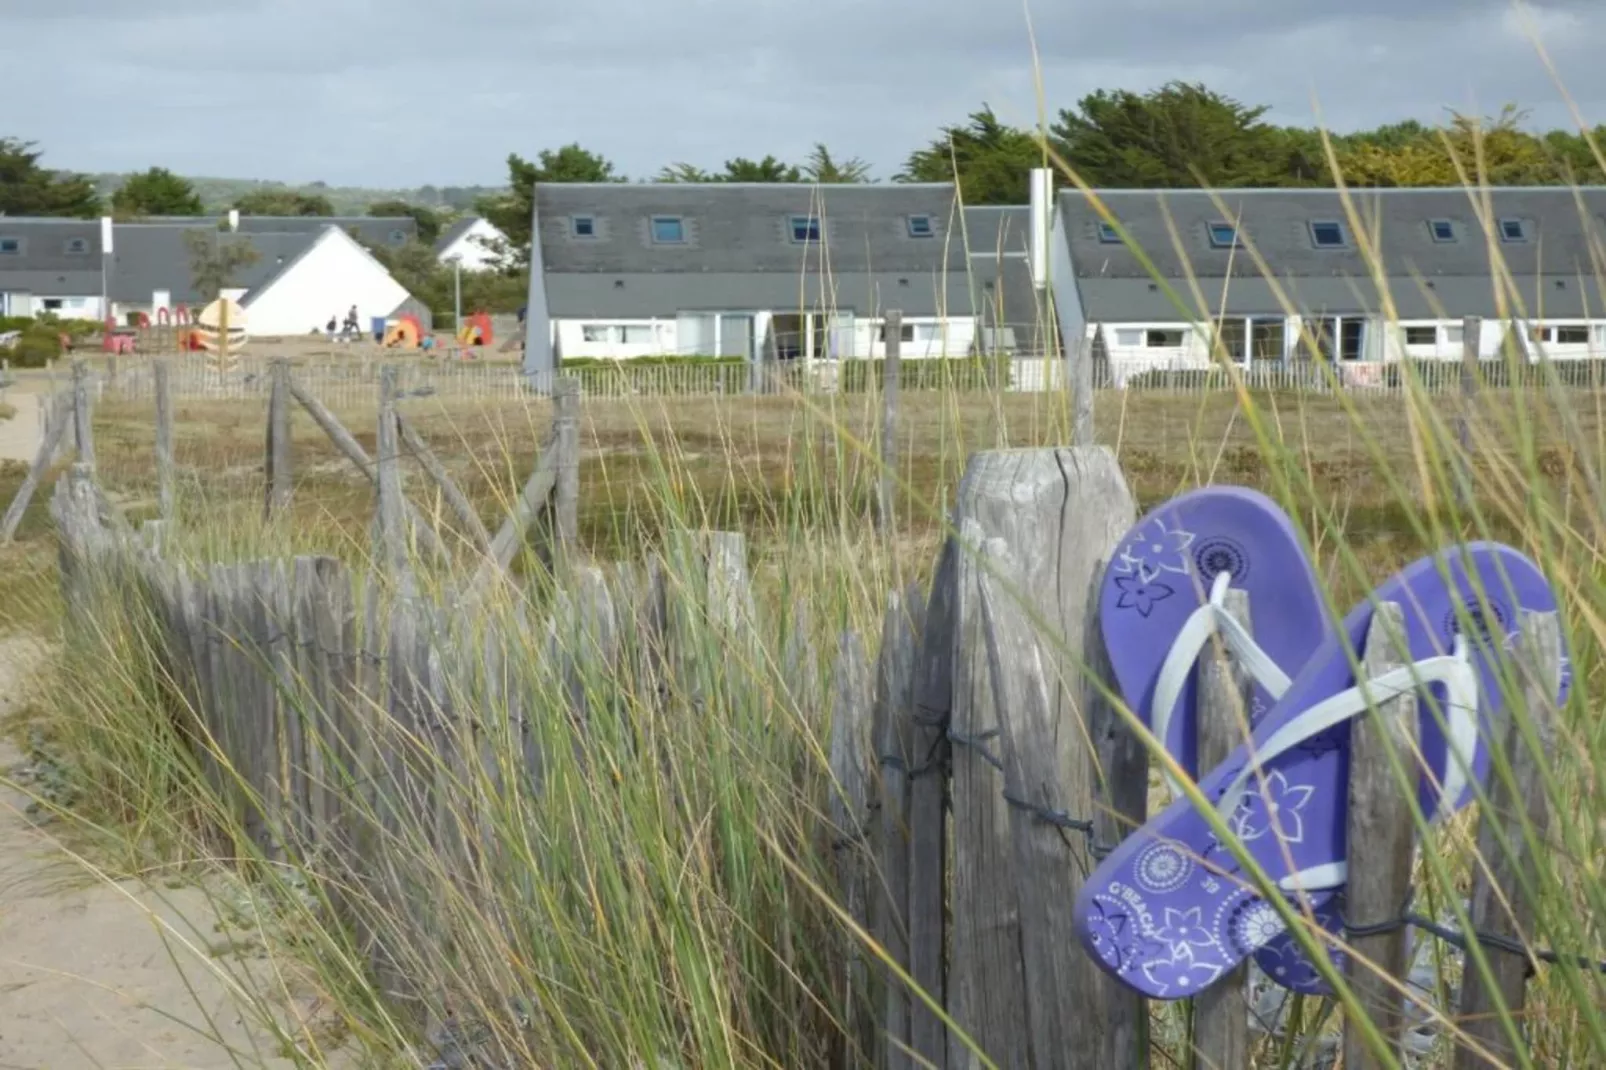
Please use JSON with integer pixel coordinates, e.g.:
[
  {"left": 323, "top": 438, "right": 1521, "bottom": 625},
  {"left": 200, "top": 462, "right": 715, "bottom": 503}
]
[{"left": 520, "top": 178, "right": 1606, "bottom": 374}]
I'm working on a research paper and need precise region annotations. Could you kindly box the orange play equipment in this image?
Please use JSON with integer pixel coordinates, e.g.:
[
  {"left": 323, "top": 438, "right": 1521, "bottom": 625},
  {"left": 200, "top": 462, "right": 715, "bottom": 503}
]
[
  {"left": 456, "top": 311, "right": 493, "bottom": 346},
  {"left": 382, "top": 313, "right": 424, "bottom": 348}
]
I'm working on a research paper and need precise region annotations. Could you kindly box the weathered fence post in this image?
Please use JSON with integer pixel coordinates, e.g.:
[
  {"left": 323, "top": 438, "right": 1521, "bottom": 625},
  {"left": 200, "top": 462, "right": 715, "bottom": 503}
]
[
  {"left": 908, "top": 536, "right": 957, "bottom": 1068},
  {"left": 1, "top": 393, "right": 71, "bottom": 543},
  {"left": 155, "top": 360, "right": 175, "bottom": 522},
  {"left": 877, "top": 310, "right": 902, "bottom": 534},
  {"left": 1454, "top": 610, "right": 1562, "bottom": 1069},
  {"left": 1341, "top": 602, "right": 1419, "bottom": 1068},
  {"left": 1072, "top": 332, "right": 1094, "bottom": 447},
  {"left": 551, "top": 376, "right": 580, "bottom": 559},
  {"left": 830, "top": 630, "right": 876, "bottom": 1068},
  {"left": 947, "top": 446, "right": 1141, "bottom": 1070},
  {"left": 873, "top": 585, "right": 924, "bottom": 1070},
  {"left": 71, "top": 358, "right": 94, "bottom": 469},
  {"left": 1190, "top": 587, "right": 1254, "bottom": 1068},
  {"left": 374, "top": 365, "right": 407, "bottom": 570},
  {"left": 264, "top": 357, "right": 292, "bottom": 519}
]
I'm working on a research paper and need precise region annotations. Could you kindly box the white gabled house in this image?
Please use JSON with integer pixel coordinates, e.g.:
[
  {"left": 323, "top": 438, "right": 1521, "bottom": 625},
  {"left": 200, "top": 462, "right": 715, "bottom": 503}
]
[
  {"left": 521, "top": 183, "right": 984, "bottom": 373},
  {"left": 436, "top": 216, "right": 512, "bottom": 272},
  {"left": 1048, "top": 186, "right": 1606, "bottom": 379},
  {"left": 0, "top": 215, "right": 426, "bottom": 336}
]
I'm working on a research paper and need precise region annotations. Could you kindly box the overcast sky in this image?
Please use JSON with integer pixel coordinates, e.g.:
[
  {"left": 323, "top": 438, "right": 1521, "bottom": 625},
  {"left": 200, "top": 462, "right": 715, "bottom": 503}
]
[{"left": 3, "top": 0, "right": 1602, "bottom": 188}]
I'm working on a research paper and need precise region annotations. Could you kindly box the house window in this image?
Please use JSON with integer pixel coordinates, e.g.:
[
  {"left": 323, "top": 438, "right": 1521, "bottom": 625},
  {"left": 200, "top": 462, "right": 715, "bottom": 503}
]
[
  {"left": 650, "top": 216, "right": 686, "bottom": 244},
  {"left": 879, "top": 321, "right": 916, "bottom": 342},
  {"left": 906, "top": 214, "right": 934, "bottom": 238},
  {"left": 1499, "top": 218, "right": 1528, "bottom": 243},
  {"left": 1309, "top": 221, "right": 1346, "bottom": 248},
  {"left": 571, "top": 215, "right": 596, "bottom": 238},
  {"left": 42, "top": 298, "right": 63, "bottom": 311},
  {"left": 389, "top": 229, "right": 407, "bottom": 243},
  {"left": 581, "top": 324, "right": 615, "bottom": 342},
  {"left": 64, "top": 237, "right": 90, "bottom": 254},
  {"left": 1556, "top": 325, "right": 1590, "bottom": 344},
  {"left": 620, "top": 325, "right": 655, "bottom": 344},
  {"left": 1428, "top": 219, "right": 1456, "bottom": 243},
  {"left": 1145, "top": 328, "right": 1186, "bottom": 348},
  {"left": 1097, "top": 222, "right": 1120, "bottom": 243},
  {"left": 789, "top": 215, "right": 822, "bottom": 243},
  {"left": 1444, "top": 324, "right": 1465, "bottom": 345},
  {"left": 1207, "top": 222, "right": 1239, "bottom": 249},
  {"left": 0, "top": 238, "right": 21, "bottom": 255},
  {"left": 1403, "top": 326, "right": 1438, "bottom": 346}
]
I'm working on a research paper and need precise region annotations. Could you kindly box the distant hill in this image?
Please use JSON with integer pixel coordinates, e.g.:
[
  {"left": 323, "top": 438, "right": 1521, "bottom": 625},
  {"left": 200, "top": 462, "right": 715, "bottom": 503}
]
[{"left": 91, "top": 174, "right": 508, "bottom": 215}]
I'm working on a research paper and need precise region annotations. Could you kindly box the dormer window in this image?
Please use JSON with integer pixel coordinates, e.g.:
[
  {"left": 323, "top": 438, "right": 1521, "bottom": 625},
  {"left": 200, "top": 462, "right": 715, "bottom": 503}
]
[
  {"left": 650, "top": 215, "right": 686, "bottom": 244},
  {"left": 571, "top": 214, "right": 596, "bottom": 238},
  {"left": 1097, "top": 222, "right": 1120, "bottom": 243},
  {"left": 1207, "top": 222, "right": 1239, "bottom": 249},
  {"left": 1499, "top": 218, "right": 1529, "bottom": 243},
  {"left": 1309, "top": 220, "right": 1347, "bottom": 248},
  {"left": 0, "top": 237, "right": 21, "bottom": 255},
  {"left": 64, "top": 237, "right": 90, "bottom": 254},
  {"left": 1428, "top": 219, "right": 1456, "bottom": 243},
  {"left": 789, "top": 215, "right": 822, "bottom": 243},
  {"left": 906, "top": 214, "right": 934, "bottom": 238},
  {"left": 388, "top": 229, "right": 407, "bottom": 243}
]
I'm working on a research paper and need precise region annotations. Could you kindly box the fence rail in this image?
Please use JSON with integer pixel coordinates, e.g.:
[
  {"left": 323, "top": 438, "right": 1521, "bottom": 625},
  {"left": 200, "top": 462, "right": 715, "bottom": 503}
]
[{"left": 50, "top": 350, "right": 1606, "bottom": 406}]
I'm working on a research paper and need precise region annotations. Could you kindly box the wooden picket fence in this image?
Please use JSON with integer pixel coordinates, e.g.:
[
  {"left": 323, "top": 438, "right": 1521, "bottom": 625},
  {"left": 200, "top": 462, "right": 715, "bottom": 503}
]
[{"left": 35, "top": 354, "right": 1566, "bottom": 1067}]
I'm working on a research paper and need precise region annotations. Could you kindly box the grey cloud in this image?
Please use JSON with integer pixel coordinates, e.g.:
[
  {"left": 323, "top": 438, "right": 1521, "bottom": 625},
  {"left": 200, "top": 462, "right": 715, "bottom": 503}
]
[{"left": 2, "top": 0, "right": 1604, "bottom": 187}]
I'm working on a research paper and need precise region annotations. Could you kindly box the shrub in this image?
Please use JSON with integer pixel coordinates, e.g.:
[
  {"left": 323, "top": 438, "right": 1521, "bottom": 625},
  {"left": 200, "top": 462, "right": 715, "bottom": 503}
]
[{"left": 3, "top": 328, "right": 63, "bottom": 368}]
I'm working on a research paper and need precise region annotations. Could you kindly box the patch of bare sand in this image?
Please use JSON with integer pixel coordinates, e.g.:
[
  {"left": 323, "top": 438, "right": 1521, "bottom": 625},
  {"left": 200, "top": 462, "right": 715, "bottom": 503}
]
[{"left": 0, "top": 638, "right": 346, "bottom": 1068}]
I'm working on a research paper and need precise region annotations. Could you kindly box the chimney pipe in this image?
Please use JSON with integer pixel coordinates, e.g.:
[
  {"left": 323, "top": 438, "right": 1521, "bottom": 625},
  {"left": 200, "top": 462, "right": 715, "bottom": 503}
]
[{"left": 1029, "top": 168, "right": 1051, "bottom": 290}]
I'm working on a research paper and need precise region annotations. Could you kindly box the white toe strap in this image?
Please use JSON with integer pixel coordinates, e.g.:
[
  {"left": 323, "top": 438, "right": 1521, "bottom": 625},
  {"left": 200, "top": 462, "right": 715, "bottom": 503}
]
[
  {"left": 1150, "top": 571, "right": 1294, "bottom": 795},
  {"left": 1213, "top": 633, "right": 1479, "bottom": 894}
]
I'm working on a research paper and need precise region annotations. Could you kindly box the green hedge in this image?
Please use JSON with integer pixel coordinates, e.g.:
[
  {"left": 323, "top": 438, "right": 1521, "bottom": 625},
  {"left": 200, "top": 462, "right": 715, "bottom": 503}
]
[
  {"left": 1, "top": 328, "right": 64, "bottom": 368},
  {"left": 838, "top": 355, "right": 1013, "bottom": 393}
]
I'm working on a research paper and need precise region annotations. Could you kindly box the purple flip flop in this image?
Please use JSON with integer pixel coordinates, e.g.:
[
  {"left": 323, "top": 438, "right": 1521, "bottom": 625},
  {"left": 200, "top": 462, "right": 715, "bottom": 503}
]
[
  {"left": 1102, "top": 486, "right": 1342, "bottom": 991},
  {"left": 1102, "top": 486, "right": 1332, "bottom": 786},
  {"left": 1075, "top": 542, "right": 1568, "bottom": 999}
]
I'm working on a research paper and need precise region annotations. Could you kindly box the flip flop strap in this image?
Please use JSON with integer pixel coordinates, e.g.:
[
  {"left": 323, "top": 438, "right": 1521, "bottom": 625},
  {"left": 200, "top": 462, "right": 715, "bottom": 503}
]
[
  {"left": 1213, "top": 634, "right": 1479, "bottom": 893},
  {"left": 1150, "top": 571, "right": 1294, "bottom": 795}
]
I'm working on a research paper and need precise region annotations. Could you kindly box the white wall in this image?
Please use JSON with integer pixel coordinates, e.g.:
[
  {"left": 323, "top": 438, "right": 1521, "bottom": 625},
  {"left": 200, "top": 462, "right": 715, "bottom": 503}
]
[
  {"left": 4, "top": 294, "right": 103, "bottom": 320},
  {"left": 555, "top": 314, "right": 977, "bottom": 360},
  {"left": 1100, "top": 322, "right": 1210, "bottom": 368},
  {"left": 244, "top": 229, "right": 410, "bottom": 337},
  {"left": 1514, "top": 321, "right": 1606, "bottom": 361},
  {"left": 439, "top": 218, "right": 510, "bottom": 273}
]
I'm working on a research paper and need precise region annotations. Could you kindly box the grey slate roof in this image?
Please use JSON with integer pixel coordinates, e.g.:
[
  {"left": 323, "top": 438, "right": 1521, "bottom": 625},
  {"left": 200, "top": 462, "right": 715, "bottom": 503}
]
[
  {"left": 1059, "top": 186, "right": 1606, "bottom": 320},
  {"left": 434, "top": 215, "right": 480, "bottom": 254},
  {"left": 0, "top": 218, "right": 321, "bottom": 304},
  {"left": 130, "top": 214, "right": 417, "bottom": 248},
  {"left": 962, "top": 205, "right": 1032, "bottom": 257},
  {"left": 534, "top": 183, "right": 972, "bottom": 317}
]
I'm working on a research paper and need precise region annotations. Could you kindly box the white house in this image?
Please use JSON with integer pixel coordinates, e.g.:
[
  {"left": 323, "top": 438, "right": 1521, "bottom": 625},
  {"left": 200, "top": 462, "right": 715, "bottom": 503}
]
[
  {"left": 0, "top": 216, "right": 425, "bottom": 335},
  {"left": 436, "top": 215, "right": 511, "bottom": 272},
  {"left": 1048, "top": 186, "right": 1606, "bottom": 378},
  {"left": 521, "top": 183, "right": 982, "bottom": 372}
]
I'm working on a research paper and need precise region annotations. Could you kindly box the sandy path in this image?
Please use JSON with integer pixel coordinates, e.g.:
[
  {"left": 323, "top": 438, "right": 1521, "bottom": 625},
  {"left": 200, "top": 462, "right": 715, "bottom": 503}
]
[{"left": 0, "top": 386, "right": 43, "bottom": 466}]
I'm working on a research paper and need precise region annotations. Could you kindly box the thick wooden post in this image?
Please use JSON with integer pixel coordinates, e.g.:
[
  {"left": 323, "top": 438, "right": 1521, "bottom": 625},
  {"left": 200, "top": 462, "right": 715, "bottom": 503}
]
[
  {"left": 1342, "top": 602, "right": 1418, "bottom": 1069},
  {"left": 71, "top": 359, "right": 94, "bottom": 468},
  {"left": 155, "top": 360, "right": 175, "bottom": 522},
  {"left": 1454, "top": 611, "right": 1561, "bottom": 1069},
  {"left": 1190, "top": 588, "right": 1253, "bottom": 1069},
  {"left": 264, "top": 357, "right": 292, "bottom": 519},
  {"left": 948, "top": 446, "right": 1140, "bottom": 1070},
  {"left": 877, "top": 309, "right": 902, "bottom": 534}
]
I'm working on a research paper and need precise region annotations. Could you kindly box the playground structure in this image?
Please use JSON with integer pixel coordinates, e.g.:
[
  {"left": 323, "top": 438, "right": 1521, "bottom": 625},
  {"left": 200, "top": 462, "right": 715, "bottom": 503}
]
[
  {"left": 382, "top": 313, "right": 425, "bottom": 348},
  {"left": 192, "top": 298, "right": 249, "bottom": 356},
  {"left": 456, "top": 310, "right": 493, "bottom": 347}
]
